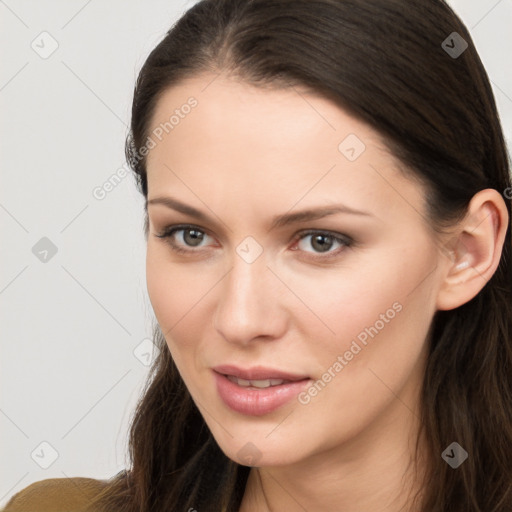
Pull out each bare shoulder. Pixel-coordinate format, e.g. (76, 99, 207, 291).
(1, 476, 109, 512)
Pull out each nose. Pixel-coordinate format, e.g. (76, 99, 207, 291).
(213, 251, 288, 346)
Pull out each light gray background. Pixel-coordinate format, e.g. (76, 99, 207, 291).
(1, 0, 511, 506)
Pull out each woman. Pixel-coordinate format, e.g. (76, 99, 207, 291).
(4, 0, 511, 511)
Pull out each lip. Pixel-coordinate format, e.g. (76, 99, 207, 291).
(212, 366, 311, 416)
(212, 364, 309, 382)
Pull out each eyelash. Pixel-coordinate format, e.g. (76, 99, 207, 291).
(154, 223, 353, 261)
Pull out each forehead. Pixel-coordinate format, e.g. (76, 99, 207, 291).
(145, 73, 427, 225)
(147, 73, 382, 155)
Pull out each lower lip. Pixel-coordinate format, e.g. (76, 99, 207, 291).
(213, 371, 311, 416)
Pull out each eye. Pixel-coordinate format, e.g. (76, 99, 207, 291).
(292, 229, 353, 260)
(154, 224, 214, 254)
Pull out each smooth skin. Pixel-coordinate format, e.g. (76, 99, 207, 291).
(144, 72, 508, 512)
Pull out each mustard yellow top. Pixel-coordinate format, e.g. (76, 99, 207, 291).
(2, 475, 235, 511)
(1, 477, 108, 512)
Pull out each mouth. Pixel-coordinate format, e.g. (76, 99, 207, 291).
(212, 365, 312, 416)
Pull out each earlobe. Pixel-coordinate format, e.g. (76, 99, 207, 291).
(436, 189, 509, 311)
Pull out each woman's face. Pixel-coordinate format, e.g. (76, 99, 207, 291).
(145, 73, 448, 467)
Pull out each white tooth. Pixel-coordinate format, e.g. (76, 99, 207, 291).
(250, 379, 272, 388)
(227, 375, 287, 388)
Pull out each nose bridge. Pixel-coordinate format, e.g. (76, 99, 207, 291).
(214, 243, 284, 343)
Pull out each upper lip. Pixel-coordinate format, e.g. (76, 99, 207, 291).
(213, 364, 310, 382)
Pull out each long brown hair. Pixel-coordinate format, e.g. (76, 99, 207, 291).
(87, 1, 512, 510)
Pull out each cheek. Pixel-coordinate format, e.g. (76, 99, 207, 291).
(297, 244, 437, 417)
(289, 240, 438, 380)
(145, 246, 204, 350)
(146, 247, 176, 327)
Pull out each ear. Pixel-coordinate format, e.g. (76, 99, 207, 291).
(436, 188, 509, 311)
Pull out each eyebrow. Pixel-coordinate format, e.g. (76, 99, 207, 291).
(147, 196, 374, 231)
